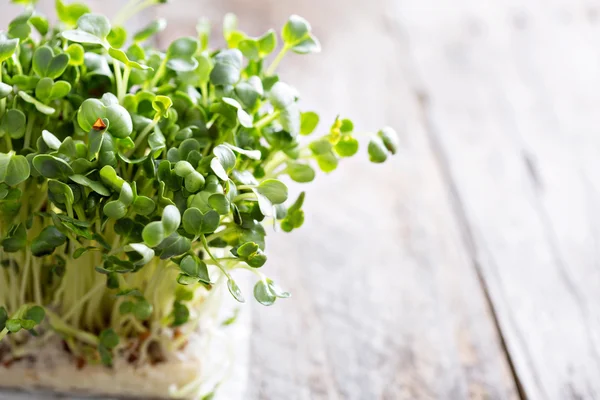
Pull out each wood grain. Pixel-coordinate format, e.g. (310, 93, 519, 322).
(402, 0, 600, 398)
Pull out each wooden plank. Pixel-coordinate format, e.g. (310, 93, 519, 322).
(157, 1, 519, 398)
(402, 0, 600, 398)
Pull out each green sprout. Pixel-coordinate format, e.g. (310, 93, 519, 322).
(0, 0, 398, 374)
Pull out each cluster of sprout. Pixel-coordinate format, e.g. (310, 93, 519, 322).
(0, 0, 398, 369)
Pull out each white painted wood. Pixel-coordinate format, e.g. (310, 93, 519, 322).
(401, 0, 600, 398)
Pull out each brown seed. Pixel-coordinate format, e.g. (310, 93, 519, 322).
(92, 118, 107, 131)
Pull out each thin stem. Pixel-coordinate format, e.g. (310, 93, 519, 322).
(204, 227, 233, 243)
(113, 58, 124, 102)
(201, 82, 209, 107)
(236, 185, 255, 191)
(62, 281, 105, 322)
(132, 116, 159, 151)
(254, 111, 280, 129)
(201, 235, 232, 280)
(265, 46, 289, 76)
(23, 114, 35, 149)
(4, 135, 12, 152)
(121, 66, 131, 100)
(232, 192, 257, 203)
(148, 57, 167, 89)
(0, 63, 5, 118)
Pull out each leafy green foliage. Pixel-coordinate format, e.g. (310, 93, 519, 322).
(0, 2, 398, 368)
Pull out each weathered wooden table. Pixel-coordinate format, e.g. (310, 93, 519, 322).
(2, 0, 599, 398)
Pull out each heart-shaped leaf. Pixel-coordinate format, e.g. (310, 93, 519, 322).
(182, 207, 219, 236)
(78, 93, 133, 138)
(32, 46, 69, 79)
(35, 78, 71, 103)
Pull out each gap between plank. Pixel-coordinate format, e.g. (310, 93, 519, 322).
(414, 90, 527, 400)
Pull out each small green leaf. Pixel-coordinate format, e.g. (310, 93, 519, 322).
(227, 279, 245, 303)
(282, 15, 321, 54)
(126, 243, 154, 266)
(210, 49, 243, 86)
(368, 136, 388, 163)
(334, 135, 359, 157)
(25, 306, 45, 324)
(255, 179, 288, 204)
(0, 307, 7, 331)
(0, 82, 12, 100)
(2, 223, 27, 252)
(300, 111, 319, 135)
(32, 154, 73, 179)
(69, 174, 110, 196)
(18, 92, 55, 115)
(78, 95, 133, 138)
(65, 43, 85, 65)
(378, 126, 399, 155)
(182, 208, 219, 236)
(109, 47, 152, 70)
(31, 226, 67, 257)
(133, 19, 167, 42)
(0, 109, 26, 139)
(133, 299, 153, 320)
(211, 145, 236, 180)
(32, 46, 69, 79)
(6, 319, 22, 333)
(107, 26, 127, 48)
(254, 280, 276, 306)
(282, 15, 310, 46)
(99, 328, 119, 349)
(166, 37, 199, 72)
(0, 152, 30, 186)
(142, 205, 180, 247)
(152, 95, 173, 118)
(62, 14, 111, 47)
(0, 37, 19, 63)
(41, 130, 62, 150)
(257, 29, 277, 57)
(56, 0, 90, 26)
(221, 97, 253, 128)
(287, 162, 315, 183)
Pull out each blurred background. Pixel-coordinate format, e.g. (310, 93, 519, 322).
(3, 0, 600, 399)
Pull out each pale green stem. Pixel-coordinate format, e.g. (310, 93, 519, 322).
(62, 280, 105, 322)
(113, 59, 124, 102)
(4, 135, 12, 152)
(148, 57, 168, 89)
(265, 46, 289, 76)
(201, 235, 232, 280)
(204, 227, 234, 243)
(201, 82, 209, 107)
(232, 192, 257, 203)
(254, 111, 280, 129)
(0, 63, 5, 118)
(121, 66, 131, 100)
(23, 114, 35, 149)
(132, 116, 159, 151)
